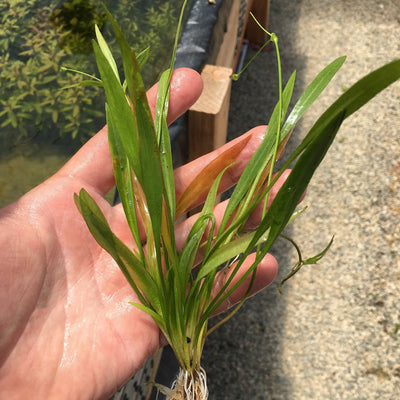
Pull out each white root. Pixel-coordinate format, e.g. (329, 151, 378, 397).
(160, 367, 209, 400)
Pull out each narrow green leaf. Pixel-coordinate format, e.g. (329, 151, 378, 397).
(281, 56, 346, 138)
(153, 0, 192, 222)
(278, 236, 334, 293)
(219, 57, 345, 238)
(326, 58, 400, 121)
(253, 111, 345, 254)
(203, 111, 345, 320)
(179, 215, 213, 288)
(204, 59, 400, 291)
(182, 166, 231, 325)
(219, 71, 296, 233)
(137, 47, 150, 70)
(76, 80, 103, 87)
(129, 301, 165, 328)
(179, 162, 231, 286)
(95, 25, 119, 81)
(156, 70, 175, 223)
(198, 231, 258, 280)
(303, 236, 334, 265)
(92, 40, 142, 179)
(102, 7, 136, 103)
(74, 189, 160, 310)
(97, 11, 166, 249)
(155, 69, 171, 142)
(134, 97, 164, 253)
(279, 59, 400, 174)
(106, 104, 144, 257)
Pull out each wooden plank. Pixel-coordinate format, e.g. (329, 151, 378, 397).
(187, 0, 243, 162)
(245, 0, 271, 46)
(188, 65, 233, 161)
(214, 0, 241, 68)
(206, 0, 242, 68)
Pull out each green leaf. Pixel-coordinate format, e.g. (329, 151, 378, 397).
(180, 163, 232, 282)
(281, 56, 346, 138)
(99, 6, 165, 304)
(95, 24, 119, 81)
(198, 231, 259, 280)
(252, 111, 345, 255)
(129, 301, 165, 328)
(218, 57, 346, 239)
(179, 214, 214, 287)
(137, 47, 150, 70)
(101, 8, 135, 103)
(218, 71, 296, 234)
(104, 10, 164, 253)
(92, 39, 142, 179)
(94, 25, 163, 255)
(204, 111, 345, 319)
(134, 96, 164, 253)
(279, 59, 400, 173)
(183, 166, 231, 322)
(278, 236, 334, 293)
(74, 189, 160, 311)
(156, 69, 175, 223)
(106, 104, 144, 258)
(326, 58, 400, 120)
(303, 236, 334, 265)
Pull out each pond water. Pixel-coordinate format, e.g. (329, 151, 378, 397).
(0, 0, 193, 208)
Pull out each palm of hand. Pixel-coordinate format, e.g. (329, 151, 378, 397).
(0, 163, 160, 399)
(0, 70, 204, 399)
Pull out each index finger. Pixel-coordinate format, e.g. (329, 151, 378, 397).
(174, 125, 267, 204)
(59, 68, 203, 196)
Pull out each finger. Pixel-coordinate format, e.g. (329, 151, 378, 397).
(173, 169, 292, 254)
(58, 68, 203, 196)
(244, 169, 292, 229)
(211, 252, 278, 315)
(147, 68, 203, 125)
(112, 165, 289, 264)
(112, 166, 297, 260)
(174, 126, 267, 200)
(110, 127, 269, 244)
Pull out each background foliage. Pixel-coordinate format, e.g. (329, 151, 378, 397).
(0, 0, 189, 147)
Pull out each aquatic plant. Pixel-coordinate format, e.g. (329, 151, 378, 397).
(0, 0, 190, 146)
(50, 0, 108, 55)
(0, 0, 102, 143)
(73, 4, 400, 400)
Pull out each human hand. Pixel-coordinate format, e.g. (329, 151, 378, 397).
(0, 68, 285, 400)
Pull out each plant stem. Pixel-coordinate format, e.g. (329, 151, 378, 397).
(263, 32, 283, 216)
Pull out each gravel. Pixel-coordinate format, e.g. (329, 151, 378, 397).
(202, 0, 400, 399)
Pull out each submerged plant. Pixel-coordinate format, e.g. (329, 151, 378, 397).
(73, 4, 400, 399)
(50, 0, 108, 55)
(0, 0, 187, 145)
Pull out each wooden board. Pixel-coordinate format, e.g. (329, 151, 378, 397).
(246, 0, 271, 46)
(188, 0, 271, 162)
(188, 65, 233, 160)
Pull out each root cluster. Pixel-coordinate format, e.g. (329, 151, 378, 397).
(161, 367, 208, 400)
